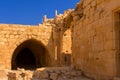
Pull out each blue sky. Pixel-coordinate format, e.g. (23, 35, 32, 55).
(0, 0, 80, 25)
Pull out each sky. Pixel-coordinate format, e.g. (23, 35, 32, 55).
(0, 0, 80, 25)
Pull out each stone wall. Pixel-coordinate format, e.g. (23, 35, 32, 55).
(71, 0, 120, 79)
(0, 0, 120, 79)
(52, 11, 73, 66)
(0, 24, 55, 69)
(0, 16, 73, 70)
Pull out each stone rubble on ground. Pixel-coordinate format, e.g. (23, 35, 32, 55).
(7, 67, 93, 80)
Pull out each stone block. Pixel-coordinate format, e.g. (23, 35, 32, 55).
(113, 77, 120, 80)
(8, 72, 16, 80)
(33, 71, 49, 79)
(50, 73, 58, 80)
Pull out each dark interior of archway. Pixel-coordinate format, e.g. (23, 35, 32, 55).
(15, 48, 36, 70)
(12, 39, 51, 70)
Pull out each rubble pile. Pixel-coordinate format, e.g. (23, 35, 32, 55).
(7, 67, 93, 80)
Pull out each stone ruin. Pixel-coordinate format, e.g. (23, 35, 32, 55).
(7, 67, 93, 80)
(0, 0, 120, 80)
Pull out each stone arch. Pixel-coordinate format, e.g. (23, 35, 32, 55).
(11, 39, 51, 70)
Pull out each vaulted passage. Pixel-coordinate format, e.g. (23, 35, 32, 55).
(12, 39, 51, 70)
(16, 48, 36, 70)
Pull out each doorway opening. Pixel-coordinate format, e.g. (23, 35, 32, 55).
(11, 39, 51, 70)
(16, 48, 36, 70)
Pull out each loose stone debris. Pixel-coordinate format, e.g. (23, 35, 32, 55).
(6, 67, 93, 80)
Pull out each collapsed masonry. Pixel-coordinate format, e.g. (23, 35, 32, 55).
(0, 0, 120, 80)
(6, 67, 93, 80)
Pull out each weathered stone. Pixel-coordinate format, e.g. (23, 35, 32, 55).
(0, 70, 8, 80)
(70, 71, 77, 77)
(0, 0, 119, 80)
(50, 73, 58, 80)
(39, 71, 49, 79)
(113, 77, 120, 80)
(8, 72, 16, 80)
(33, 71, 49, 79)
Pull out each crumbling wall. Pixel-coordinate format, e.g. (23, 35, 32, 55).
(71, 0, 120, 79)
(0, 24, 55, 69)
(52, 10, 73, 66)
(0, 13, 73, 69)
(0, 0, 120, 79)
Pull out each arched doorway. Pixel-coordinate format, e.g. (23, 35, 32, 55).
(11, 39, 51, 70)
